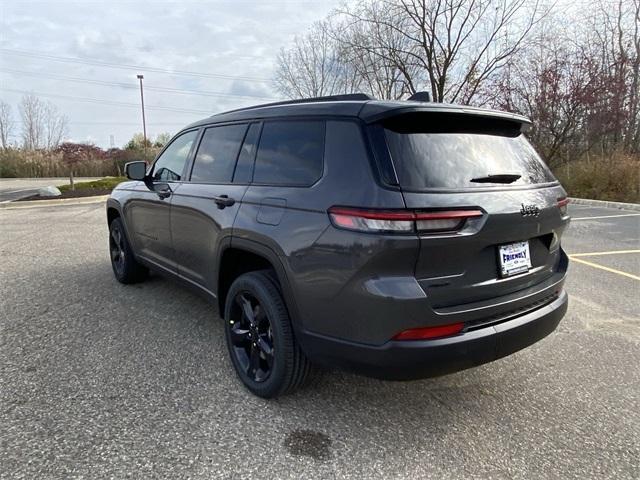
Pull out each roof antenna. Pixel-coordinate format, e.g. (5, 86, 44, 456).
(407, 91, 431, 102)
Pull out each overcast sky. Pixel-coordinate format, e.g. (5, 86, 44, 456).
(0, 0, 342, 147)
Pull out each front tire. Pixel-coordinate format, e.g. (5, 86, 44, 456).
(224, 271, 311, 398)
(109, 217, 148, 284)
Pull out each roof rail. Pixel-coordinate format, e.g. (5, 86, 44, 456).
(216, 93, 375, 116)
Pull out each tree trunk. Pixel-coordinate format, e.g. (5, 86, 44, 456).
(69, 169, 75, 191)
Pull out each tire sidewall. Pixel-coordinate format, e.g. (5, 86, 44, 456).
(109, 217, 144, 283)
(224, 272, 292, 398)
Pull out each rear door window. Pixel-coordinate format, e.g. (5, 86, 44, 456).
(190, 124, 247, 183)
(381, 113, 556, 190)
(253, 120, 325, 186)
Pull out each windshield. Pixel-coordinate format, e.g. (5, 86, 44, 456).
(382, 114, 556, 190)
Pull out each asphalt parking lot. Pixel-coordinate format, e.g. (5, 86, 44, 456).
(1, 201, 638, 479)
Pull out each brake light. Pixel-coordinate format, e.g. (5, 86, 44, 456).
(393, 322, 464, 341)
(557, 197, 570, 216)
(328, 207, 482, 233)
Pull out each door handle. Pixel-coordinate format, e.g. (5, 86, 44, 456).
(213, 195, 235, 209)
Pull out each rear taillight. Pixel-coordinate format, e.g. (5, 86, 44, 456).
(328, 207, 483, 234)
(557, 197, 570, 216)
(393, 322, 465, 341)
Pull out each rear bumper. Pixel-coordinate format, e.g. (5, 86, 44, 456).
(300, 290, 568, 380)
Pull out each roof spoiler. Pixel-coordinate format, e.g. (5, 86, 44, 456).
(407, 91, 431, 102)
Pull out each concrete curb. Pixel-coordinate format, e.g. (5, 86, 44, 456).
(0, 195, 109, 209)
(569, 197, 640, 212)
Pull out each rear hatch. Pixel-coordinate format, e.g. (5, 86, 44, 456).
(376, 111, 569, 310)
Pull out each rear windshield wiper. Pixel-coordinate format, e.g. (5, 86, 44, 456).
(470, 174, 522, 184)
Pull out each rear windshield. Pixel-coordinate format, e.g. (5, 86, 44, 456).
(382, 113, 556, 190)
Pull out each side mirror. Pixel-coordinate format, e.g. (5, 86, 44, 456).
(124, 161, 147, 181)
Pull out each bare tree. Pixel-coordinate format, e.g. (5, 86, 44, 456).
(19, 94, 68, 150)
(20, 94, 45, 150)
(486, 0, 640, 165)
(331, 2, 421, 99)
(590, 0, 640, 153)
(0, 100, 13, 149)
(44, 102, 68, 149)
(274, 20, 363, 98)
(334, 0, 547, 103)
(490, 40, 601, 167)
(630, 0, 640, 151)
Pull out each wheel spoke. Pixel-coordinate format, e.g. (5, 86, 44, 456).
(248, 344, 261, 376)
(256, 336, 273, 357)
(237, 294, 255, 325)
(111, 228, 121, 247)
(229, 324, 250, 346)
(110, 248, 119, 261)
(263, 351, 274, 369)
(253, 304, 266, 327)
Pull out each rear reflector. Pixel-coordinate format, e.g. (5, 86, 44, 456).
(557, 197, 570, 216)
(393, 322, 465, 341)
(328, 207, 482, 234)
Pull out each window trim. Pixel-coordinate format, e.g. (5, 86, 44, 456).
(148, 128, 201, 183)
(186, 122, 249, 185)
(250, 118, 327, 188)
(232, 122, 262, 184)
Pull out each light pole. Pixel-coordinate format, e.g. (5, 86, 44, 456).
(136, 74, 147, 159)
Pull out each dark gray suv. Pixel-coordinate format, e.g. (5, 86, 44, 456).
(106, 93, 570, 398)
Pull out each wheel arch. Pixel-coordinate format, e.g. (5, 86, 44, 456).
(217, 239, 301, 329)
(106, 199, 137, 257)
(106, 198, 122, 226)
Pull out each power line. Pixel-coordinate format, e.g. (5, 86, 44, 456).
(0, 88, 214, 115)
(0, 48, 273, 83)
(0, 68, 278, 101)
(14, 120, 187, 126)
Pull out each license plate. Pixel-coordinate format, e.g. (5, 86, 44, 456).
(498, 241, 532, 277)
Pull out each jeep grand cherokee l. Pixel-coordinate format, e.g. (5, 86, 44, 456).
(106, 93, 570, 398)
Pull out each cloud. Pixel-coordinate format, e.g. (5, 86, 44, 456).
(228, 79, 274, 99)
(0, 0, 342, 147)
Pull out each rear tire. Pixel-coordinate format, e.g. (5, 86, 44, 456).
(224, 270, 312, 398)
(109, 217, 148, 284)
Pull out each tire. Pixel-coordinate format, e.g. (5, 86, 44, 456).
(224, 270, 312, 398)
(109, 217, 148, 284)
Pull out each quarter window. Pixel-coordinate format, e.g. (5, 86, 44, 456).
(151, 130, 198, 182)
(253, 120, 325, 186)
(191, 124, 247, 183)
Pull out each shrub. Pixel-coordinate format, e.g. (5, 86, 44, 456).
(0, 146, 157, 179)
(554, 152, 640, 203)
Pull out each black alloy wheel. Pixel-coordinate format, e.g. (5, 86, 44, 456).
(228, 291, 275, 382)
(109, 224, 126, 277)
(108, 217, 148, 284)
(224, 271, 312, 398)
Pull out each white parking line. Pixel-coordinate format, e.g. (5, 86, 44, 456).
(569, 256, 640, 281)
(572, 213, 640, 221)
(570, 249, 640, 257)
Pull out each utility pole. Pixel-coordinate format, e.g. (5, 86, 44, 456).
(137, 74, 147, 159)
